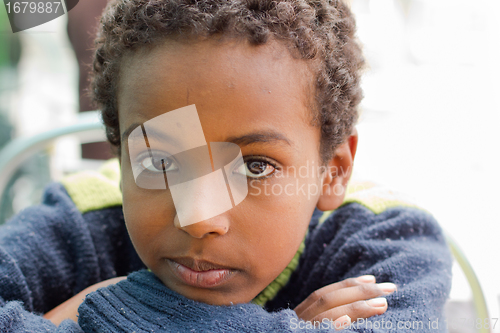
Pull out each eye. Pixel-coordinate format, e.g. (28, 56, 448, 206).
(140, 154, 178, 173)
(235, 156, 277, 179)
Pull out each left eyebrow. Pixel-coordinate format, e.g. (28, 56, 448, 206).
(225, 130, 293, 147)
(121, 123, 141, 143)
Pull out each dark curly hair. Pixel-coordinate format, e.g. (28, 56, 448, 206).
(91, 0, 364, 162)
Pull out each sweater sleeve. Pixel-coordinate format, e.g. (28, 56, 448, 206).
(0, 182, 143, 328)
(266, 202, 453, 332)
(0, 301, 84, 332)
(77, 183, 452, 333)
(77, 270, 332, 333)
(78, 202, 453, 333)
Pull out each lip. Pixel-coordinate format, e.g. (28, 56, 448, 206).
(166, 258, 236, 288)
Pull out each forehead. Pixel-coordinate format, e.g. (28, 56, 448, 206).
(117, 38, 317, 145)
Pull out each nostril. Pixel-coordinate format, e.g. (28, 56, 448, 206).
(176, 217, 230, 238)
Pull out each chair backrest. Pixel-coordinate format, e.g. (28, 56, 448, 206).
(445, 233, 491, 333)
(0, 111, 105, 222)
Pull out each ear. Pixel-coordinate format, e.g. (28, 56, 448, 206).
(316, 127, 358, 211)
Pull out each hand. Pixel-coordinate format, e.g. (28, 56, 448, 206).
(293, 275, 397, 329)
(43, 276, 127, 326)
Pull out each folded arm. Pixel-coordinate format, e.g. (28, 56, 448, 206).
(78, 203, 452, 332)
(0, 183, 143, 330)
(266, 203, 453, 331)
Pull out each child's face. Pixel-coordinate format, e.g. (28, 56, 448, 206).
(118, 38, 329, 305)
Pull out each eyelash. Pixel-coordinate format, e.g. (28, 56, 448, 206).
(135, 152, 280, 180)
(136, 151, 178, 174)
(241, 155, 279, 181)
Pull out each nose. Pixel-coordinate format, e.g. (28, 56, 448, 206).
(174, 214, 230, 239)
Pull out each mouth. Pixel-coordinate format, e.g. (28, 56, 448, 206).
(166, 257, 237, 288)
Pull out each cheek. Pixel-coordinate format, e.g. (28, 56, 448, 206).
(239, 180, 314, 279)
(247, 215, 308, 292)
(248, 172, 321, 220)
(122, 177, 177, 262)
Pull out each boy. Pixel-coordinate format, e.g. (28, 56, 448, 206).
(0, 0, 451, 331)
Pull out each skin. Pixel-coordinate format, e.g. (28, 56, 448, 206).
(119, 38, 329, 305)
(44, 37, 397, 326)
(43, 277, 126, 325)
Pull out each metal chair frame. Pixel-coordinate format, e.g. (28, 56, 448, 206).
(0, 111, 105, 204)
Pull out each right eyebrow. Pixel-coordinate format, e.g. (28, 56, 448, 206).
(122, 123, 178, 145)
(123, 125, 294, 151)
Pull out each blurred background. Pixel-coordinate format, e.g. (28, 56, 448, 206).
(349, 0, 500, 328)
(0, 0, 499, 330)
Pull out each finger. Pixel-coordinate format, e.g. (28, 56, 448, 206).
(332, 315, 352, 331)
(294, 275, 376, 315)
(298, 282, 396, 321)
(311, 297, 388, 324)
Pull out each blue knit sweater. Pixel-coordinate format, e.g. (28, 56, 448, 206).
(0, 177, 452, 332)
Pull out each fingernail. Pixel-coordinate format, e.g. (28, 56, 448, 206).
(366, 297, 387, 307)
(356, 275, 375, 283)
(333, 315, 351, 330)
(377, 282, 397, 294)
